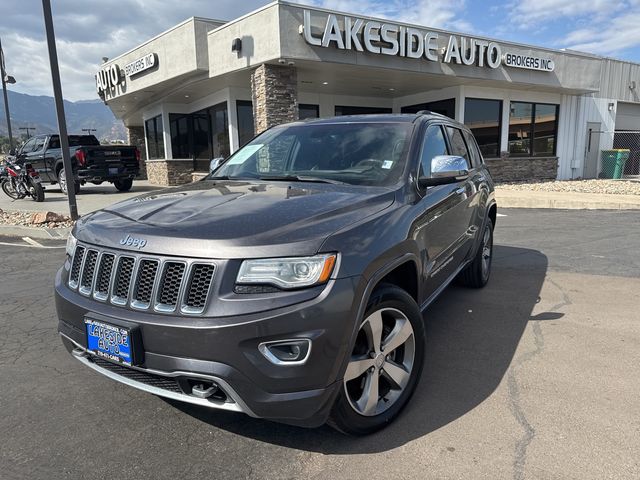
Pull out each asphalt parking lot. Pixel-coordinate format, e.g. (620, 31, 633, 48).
(0, 180, 162, 215)
(0, 208, 639, 480)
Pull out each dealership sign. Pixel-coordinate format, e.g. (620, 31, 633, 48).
(125, 53, 157, 77)
(95, 64, 123, 96)
(302, 10, 554, 72)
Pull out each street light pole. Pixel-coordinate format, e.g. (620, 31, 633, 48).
(1, 36, 15, 153)
(41, 0, 78, 220)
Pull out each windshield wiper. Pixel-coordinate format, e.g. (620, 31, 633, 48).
(259, 175, 348, 185)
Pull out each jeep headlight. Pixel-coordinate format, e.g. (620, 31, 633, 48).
(66, 232, 77, 257)
(236, 254, 337, 289)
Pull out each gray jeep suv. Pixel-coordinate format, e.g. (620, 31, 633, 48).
(55, 113, 496, 435)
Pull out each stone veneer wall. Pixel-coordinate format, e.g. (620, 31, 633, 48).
(126, 126, 147, 180)
(146, 159, 193, 186)
(485, 157, 559, 183)
(251, 64, 298, 135)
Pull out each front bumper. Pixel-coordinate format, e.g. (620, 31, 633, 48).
(55, 267, 362, 427)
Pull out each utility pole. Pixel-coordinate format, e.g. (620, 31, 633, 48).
(42, 0, 78, 220)
(1, 36, 17, 153)
(19, 126, 35, 138)
(81, 128, 96, 135)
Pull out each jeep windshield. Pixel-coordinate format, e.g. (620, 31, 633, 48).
(210, 122, 413, 187)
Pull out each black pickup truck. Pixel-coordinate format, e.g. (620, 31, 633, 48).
(14, 134, 140, 194)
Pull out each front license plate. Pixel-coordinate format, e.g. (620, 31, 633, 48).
(85, 319, 133, 366)
(109, 167, 119, 175)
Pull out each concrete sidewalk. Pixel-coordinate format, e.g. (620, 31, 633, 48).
(495, 187, 640, 210)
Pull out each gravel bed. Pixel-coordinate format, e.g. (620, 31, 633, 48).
(0, 209, 75, 229)
(497, 179, 640, 196)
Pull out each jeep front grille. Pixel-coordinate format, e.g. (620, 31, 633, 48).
(68, 244, 215, 315)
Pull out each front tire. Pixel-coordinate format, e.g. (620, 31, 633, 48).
(114, 178, 133, 192)
(1, 180, 20, 199)
(328, 284, 425, 435)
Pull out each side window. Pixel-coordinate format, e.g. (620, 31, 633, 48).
(419, 125, 448, 177)
(21, 137, 37, 154)
(446, 126, 471, 169)
(463, 130, 482, 168)
(33, 137, 46, 152)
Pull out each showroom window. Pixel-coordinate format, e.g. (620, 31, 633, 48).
(169, 114, 191, 159)
(237, 101, 255, 147)
(145, 115, 164, 159)
(464, 98, 502, 157)
(509, 102, 559, 156)
(299, 104, 320, 120)
(167, 103, 230, 169)
(401, 98, 456, 119)
(335, 105, 392, 116)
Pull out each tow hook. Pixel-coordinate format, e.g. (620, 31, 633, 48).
(191, 382, 218, 399)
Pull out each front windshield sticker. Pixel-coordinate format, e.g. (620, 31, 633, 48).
(382, 160, 393, 169)
(227, 144, 263, 165)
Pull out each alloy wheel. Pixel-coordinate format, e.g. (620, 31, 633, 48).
(481, 225, 492, 279)
(344, 307, 415, 417)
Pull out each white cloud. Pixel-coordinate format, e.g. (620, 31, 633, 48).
(0, 0, 268, 101)
(306, 0, 470, 30)
(507, 0, 627, 27)
(562, 13, 640, 56)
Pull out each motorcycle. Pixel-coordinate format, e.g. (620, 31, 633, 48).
(1, 160, 45, 202)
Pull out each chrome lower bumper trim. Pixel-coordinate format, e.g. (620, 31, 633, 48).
(60, 332, 257, 417)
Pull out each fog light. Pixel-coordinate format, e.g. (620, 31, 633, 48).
(258, 339, 311, 365)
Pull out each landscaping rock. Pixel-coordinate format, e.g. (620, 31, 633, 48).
(30, 211, 69, 224)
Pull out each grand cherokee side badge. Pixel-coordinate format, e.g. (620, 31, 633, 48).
(119, 234, 147, 249)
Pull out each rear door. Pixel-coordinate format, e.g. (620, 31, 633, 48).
(25, 136, 48, 178)
(443, 125, 479, 259)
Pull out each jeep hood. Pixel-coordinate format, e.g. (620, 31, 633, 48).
(74, 180, 395, 258)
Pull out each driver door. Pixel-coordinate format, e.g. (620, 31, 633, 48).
(411, 124, 474, 303)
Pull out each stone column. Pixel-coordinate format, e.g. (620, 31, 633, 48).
(126, 125, 148, 180)
(250, 64, 298, 135)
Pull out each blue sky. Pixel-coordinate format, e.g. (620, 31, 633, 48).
(1, 0, 639, 100)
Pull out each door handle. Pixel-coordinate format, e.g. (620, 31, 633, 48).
(455, 187, 466, 195)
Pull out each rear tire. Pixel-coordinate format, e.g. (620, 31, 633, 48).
(58, 168, 80, 195)
(459, 217, 493, 288)
(328, 284, 425, 435)
(114, 178, 133, 192)
(30, 182, 45, 202)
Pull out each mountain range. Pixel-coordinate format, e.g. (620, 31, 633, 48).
(0, 89, 126, 141)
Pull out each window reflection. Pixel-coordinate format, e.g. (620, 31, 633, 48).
(509, 102, 558, 157)
(464, 98, 502, 158)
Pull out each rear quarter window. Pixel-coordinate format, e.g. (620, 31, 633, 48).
(463, 130, 483, 168)
(445, 126, 472, 169)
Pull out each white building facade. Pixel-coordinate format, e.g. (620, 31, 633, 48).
(96, 1, 640, 185)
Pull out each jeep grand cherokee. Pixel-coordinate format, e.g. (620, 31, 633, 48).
(55, 113, 496, 435)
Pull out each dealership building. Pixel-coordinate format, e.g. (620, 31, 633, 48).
(96, 1, 640, 185)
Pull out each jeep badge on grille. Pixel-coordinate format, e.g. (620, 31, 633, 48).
(119, 235, 147, 249)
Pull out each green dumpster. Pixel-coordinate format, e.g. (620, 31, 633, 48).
(601, 149, 630, 179)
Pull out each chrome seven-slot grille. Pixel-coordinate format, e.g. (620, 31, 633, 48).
(68, 243, 215, 315)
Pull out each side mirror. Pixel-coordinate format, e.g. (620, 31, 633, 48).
(209, 157, 224, 174)
(419, 155, 469, 188)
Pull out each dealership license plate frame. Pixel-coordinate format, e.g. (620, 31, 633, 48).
(84, 318, 143, 366)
